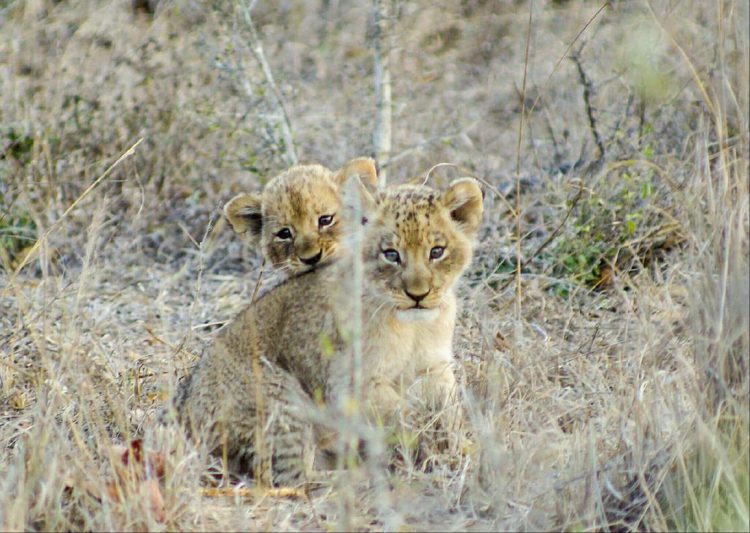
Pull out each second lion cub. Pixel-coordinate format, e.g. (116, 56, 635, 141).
(224, 158, 378, 274)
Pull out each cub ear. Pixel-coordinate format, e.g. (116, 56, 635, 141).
(442, 178, 484, 236)
(340, 170, 378, 228)
(333, 157, 379, 189)
(224, 193, 263, 240)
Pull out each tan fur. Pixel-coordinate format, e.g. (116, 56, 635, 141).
(357, 179, 483, 440)
(224, 158, 378, 274)
(175, 178, 484, 483)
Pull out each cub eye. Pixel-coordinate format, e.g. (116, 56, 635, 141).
(382, 249, 401, 264)
(318, 214, 334, 227)
(430, 246, 445, 260)
(276, 228, 293, 240)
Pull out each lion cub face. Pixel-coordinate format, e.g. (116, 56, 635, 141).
(362, 178, 484, 321)
(225, 158, 377, 273)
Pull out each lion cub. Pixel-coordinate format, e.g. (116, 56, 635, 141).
(175, 177, 483, 484)
(224, 158, 378, 274)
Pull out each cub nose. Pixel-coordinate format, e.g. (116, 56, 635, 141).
(300, 249, 323, 266)
(404, 289, 430, 303)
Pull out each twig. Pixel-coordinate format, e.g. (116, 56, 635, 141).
(637, 99, 647, 150)
(12, 138, 143, 276)
(571, 48, 606, 160)
(584, 323, 600, 358)
(495, 179, 585, 294)
(644, 0, 716, 116)
(525, 2, 609, 119)
(190, 321, 229, 331)
(514, 0, 534, 324)
(420, 162, 458, 186)
(144, 327, 200, 360)
(372, 0, 393, 186)
(248, 259, 269, 486)
(343, 175, 365, 404)
(185, 205, 220, 366)
(605, 92, 634, 153)
(237, 0, 298, 166)
(249, 258, 266, 304)
(407, 160, 520, 218)
(542, 105, 564, 166)
(527, 179, 585, 264)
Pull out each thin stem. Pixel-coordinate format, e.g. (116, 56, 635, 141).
(237, 0, 298, 166)
(514, 0, 534, 325)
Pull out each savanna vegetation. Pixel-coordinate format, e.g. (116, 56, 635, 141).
(1, 0, 748, 530)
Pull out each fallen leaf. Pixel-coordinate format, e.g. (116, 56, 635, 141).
(494, 331, 511, 351)
(104, 440, 168, 523)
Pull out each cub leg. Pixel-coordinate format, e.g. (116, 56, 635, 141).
(175, 349, 316, 487)
(409, 362, 467, 454)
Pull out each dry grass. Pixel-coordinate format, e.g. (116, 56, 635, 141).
(1, 0, 748, 530)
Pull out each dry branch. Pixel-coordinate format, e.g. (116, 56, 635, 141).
(237, 0, 298, 166)
(514, 0, 534, 324)
(525, 1, 609, 119)
(372, 0, 393, 186)
(571, 49, 606, 160)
